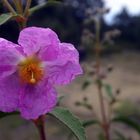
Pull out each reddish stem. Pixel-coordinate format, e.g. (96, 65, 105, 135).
(33, 115, 47, 140)
(95, 20, 110, 140)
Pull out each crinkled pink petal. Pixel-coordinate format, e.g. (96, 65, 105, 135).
(0, 38, 24, 78)
(0, 73, 20, 112)
(0, 27, 83, 120)
(18, 27, 60, 61)
(19, 82, 57, 120)
(46, 43, 83, 85)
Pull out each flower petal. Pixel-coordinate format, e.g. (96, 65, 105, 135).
(18, 27, 60, 61)
(0, 73, 20, 112)
(0, 38, 24, 78)
(46, 43, 83, 85)
(19, 82, 57, 119)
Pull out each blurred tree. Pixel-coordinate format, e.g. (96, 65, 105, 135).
(0, 0, 105, 49)
(65, 0, 104, 18)
(113, 7, 140, 49)
(115, 7, 131, 26)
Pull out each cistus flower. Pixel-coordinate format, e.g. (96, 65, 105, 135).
(0, 27, 82, 120)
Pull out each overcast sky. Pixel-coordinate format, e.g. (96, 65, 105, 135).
(104, 0, 140, 23)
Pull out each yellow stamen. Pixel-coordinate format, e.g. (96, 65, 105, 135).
(30, 78, 36, 84)
(30, 72, 36, 84)
(18, 56, 43, 84)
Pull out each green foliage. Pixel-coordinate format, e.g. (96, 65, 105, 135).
(75, 101, 93, 111)
(0, 1, 61, 26)
(82, 80, 91, 90)
(29, 0, 62, 15)
(98, 133, 106, 140)
(114, 130, 130, 140)
(0, 13, 13, 26)
(82, 120, 99, 128)
(68, 119, 99, 140)
(103, 84, 114, 99)
(0, 112, 18, 118)
(0, 107, 86, 140)
(114, 100, 140, 116)
(49, 107, 86, 140)
(112, 116, 140, 135)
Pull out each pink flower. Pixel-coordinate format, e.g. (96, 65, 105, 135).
(0, 27, 82, 119)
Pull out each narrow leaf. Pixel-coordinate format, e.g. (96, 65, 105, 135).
(29, 1, 61, 15)
(58, 96, 65, 102)
(82, 119, 99, 127)
(82, 80, 91, 90)
(0, 112, 18, 118)
(57, 96, 65, 106)
(49, 107, 86, 140)
(103, 84, 114, 99)
(112, 116, 140, 134)
(114, 130, 129, 140)
(0, 13, 13, 26)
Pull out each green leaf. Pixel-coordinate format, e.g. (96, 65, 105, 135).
(0, 13, 13, 26)
(114, 130, 129, 140)
(114, 100, 140, 116)
(58, 96, 65, 102)
(112, 116, 140, 134)
(57, 96, 65, 105)
(29, 1, 61, 15)
(82, 119, 99, 128)
(103, 84, 114, 99)
(98, 133, 106, 140)
(0, 112, 18, 118)
(82, 80, 91, 90)
(49, 107, 86, 140)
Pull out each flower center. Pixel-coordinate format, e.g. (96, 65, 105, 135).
(18, 56, 43, 84)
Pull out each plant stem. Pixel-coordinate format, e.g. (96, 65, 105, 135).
(33, 115, 47, 140)
(37, 122, 46, 140)
(16, 0, 32, 30)
(2, 0, 16, 15)
(18, 20, 27, 30)
(24, 0, 32, 16)
(12, 0, 26, 30)
(95, 19, 110, 140)
(13, 0, 23, 14)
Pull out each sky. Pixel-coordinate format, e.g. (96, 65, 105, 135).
(104, 0, 140, 23)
